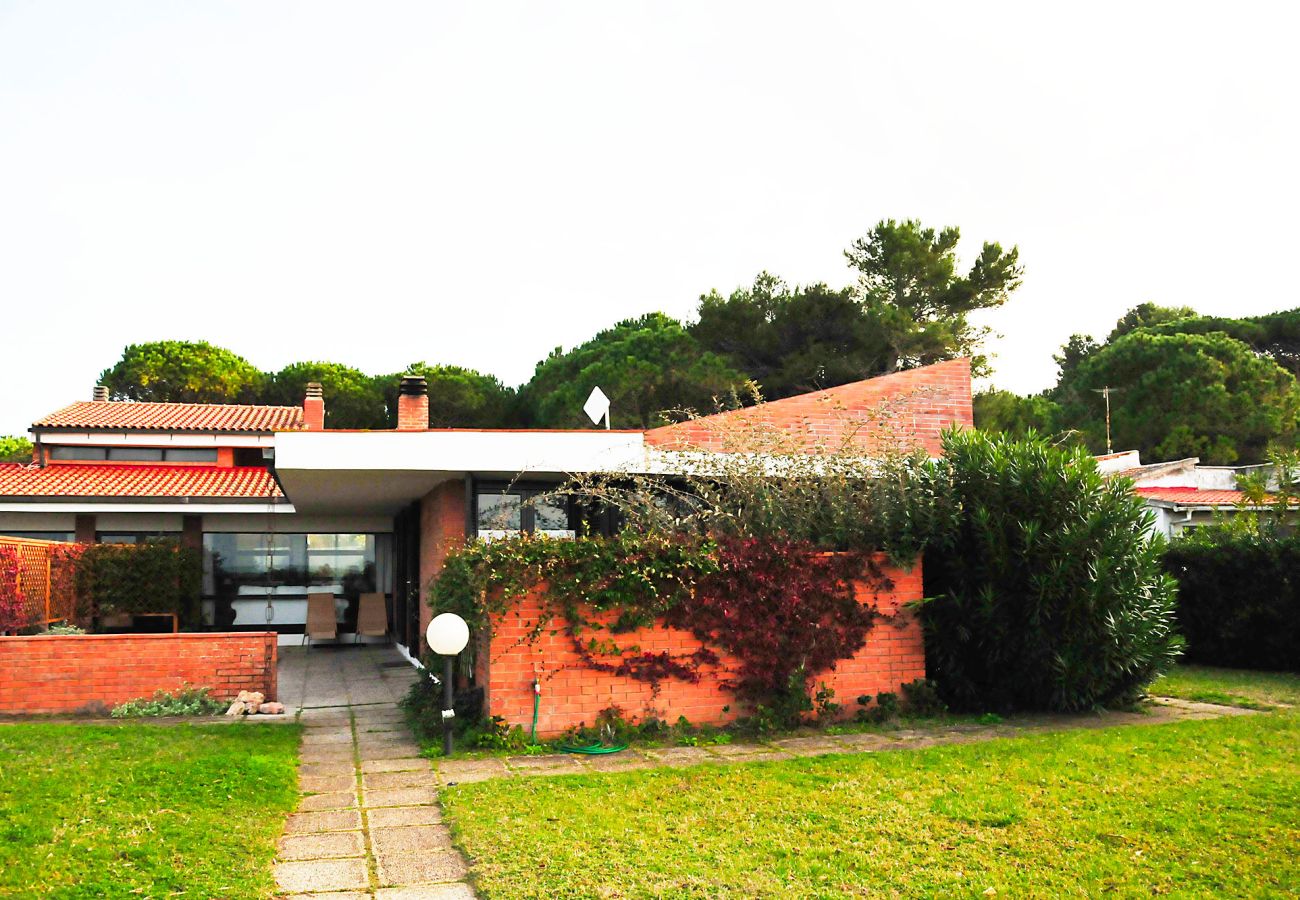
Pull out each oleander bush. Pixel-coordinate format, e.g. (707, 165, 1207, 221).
(921, 429, 1183, 711)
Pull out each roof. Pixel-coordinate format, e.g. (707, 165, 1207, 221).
(0, 464, 284, 501)
(643, 358, 973, 456)
(1135, 487, 1255, 507)
(33, 401, 304, 433)
(1114, 458, 1199, 482)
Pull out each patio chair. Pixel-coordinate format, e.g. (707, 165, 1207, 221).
(355, 592, 388, 643)
(304, 592, 338, 646)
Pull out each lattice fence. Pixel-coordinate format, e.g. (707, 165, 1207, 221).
(0, 536, 78, 632)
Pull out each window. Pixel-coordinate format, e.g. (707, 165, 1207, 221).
(164, 448, 218, 462)
(202, 533, 391, 632)
(0, 531, 73, 542)
(48, 446, 107, 461)
(107, 447, 163, 462)
(96, 532, 181, 545)
(474, 483, 574, 539)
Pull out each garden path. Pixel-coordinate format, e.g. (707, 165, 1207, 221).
(274, 645, 475, 900)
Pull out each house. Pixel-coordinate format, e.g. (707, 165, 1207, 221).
(1096, 449, 1290, 537)
(0, 360, 973, 660)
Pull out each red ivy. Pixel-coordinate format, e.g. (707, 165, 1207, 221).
(0, 545, 27, 634)
(670, 537, 886, 704)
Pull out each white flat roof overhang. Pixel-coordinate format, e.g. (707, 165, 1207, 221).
(271, 429, 651, 514)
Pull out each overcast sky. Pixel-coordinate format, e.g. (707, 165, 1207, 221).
(2, 2, 1297, 435)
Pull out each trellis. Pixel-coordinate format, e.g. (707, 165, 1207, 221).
(0, 536, 77, 630)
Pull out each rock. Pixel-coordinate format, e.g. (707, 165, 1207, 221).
(258, 702, 285, 715)
(225, 701, 247, 716)
(235, 690, 265, 708)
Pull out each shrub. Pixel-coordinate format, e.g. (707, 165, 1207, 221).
(110, 686, 226, 717)
(73, 540, 201, 627)
(921, 429, 1182, 711)
(0, 545, 27, 634)
(1163, 530, 1300, 671)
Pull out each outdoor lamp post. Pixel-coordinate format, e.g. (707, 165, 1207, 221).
(425, 612, 470, 757)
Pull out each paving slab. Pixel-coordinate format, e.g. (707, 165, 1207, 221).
(368, 805, 443, 827)
(278, 830, 366, 861)
(371, 824, 453, 855)
(285, 809, 363, 834)
(364, 770, 440, 790)
(274, 857, 369, 893)
(364, 786, 439, 808)
(361, 743, 429, 760)
(286, 892, 371, 900)
(300, 746, 357, 763)
(376, 885, 477, 900)
(300, 760, 357, 778)
(376, 849, 468, 887)
(362, 757, 431, 774)
(300, 774, 359, 794)
(296, 791, 358, 812)
(302, 730, 355, 746)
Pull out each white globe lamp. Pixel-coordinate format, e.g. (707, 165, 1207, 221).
(426, 612, 470, 756)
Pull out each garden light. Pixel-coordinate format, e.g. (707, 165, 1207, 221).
(426, 612, 470, 756)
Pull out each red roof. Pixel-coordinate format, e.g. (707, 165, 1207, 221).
(1135, 487, 1253, 506)
(0, 464, 284, 500)
(33, 401, 303, 433)
(644, 358, 973, 456)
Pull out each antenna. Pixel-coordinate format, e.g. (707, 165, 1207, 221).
(1091, 386, 1123, 453)
(583, 386, 611, 430)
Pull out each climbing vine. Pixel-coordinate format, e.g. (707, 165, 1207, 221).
(430, 529, 890, 716)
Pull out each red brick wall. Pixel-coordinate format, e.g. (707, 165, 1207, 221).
(0, 632, 277, 715)
(419, 479, 466, 651)
(485, 556, 925, 736)
(644, 358, 972, 456)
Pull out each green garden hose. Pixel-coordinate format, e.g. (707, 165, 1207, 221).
(531, 685, 540, 744)
(559, 740, 629, 755)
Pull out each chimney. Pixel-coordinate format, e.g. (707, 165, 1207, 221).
(397, 374, 428, 431)
(92, 385, 109, 402)
(303, 382, 325, 431)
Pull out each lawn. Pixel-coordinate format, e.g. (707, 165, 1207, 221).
(0, 722, 300, 899)
(445, 709, 1299, 898)
(1152, 664, 1300, 710)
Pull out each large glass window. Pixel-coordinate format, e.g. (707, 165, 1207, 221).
(202, 533, 391, 633)
(474, 484, 574, 539)
(48, 446, 107, 461)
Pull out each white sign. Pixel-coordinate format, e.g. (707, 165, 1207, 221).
(583, 386, 611, 429)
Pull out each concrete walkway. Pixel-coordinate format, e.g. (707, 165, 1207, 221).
(274, 646, 476, 900)
(429, 696, 1257, 785)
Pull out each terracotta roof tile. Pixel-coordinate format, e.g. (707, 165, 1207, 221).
(33, 401, 303, 433)
(0, 464, 284, 500)
(1134, 487, 1254, 506)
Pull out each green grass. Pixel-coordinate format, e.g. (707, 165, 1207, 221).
(1152, 664, 1300, 710)
(445, 712, 1299, 898)
(0, 722, 300, 899)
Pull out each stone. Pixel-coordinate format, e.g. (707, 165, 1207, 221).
(278, 830, 365, 860)
(224, 701, 247, 717)
(376, 850, 468, 887)
(236, 690, 265, 708)
(367, 806, 443, 827)
(375, 886, 476, 900)
(284, 809, 363, 834)
(274, 857, 368, 893)
(370, 824, 452, 854)
(259, 701, 286, 715)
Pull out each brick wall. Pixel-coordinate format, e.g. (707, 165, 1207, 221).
(0, 632, 277, 715)
(419, 479, 466, 651)
(484, 556, 925, 736)
(644, 358, 973, 456)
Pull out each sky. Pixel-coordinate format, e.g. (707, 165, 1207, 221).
(2, 1, 1298, 435)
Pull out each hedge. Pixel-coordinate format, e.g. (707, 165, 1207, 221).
(1163, 533, 1300, 671)
(74, 541, 202, 628)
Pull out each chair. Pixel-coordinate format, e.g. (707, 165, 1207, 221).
(304, 593, 338, 646)
(355, 592, 388, 643)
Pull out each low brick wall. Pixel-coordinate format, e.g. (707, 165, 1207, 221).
(482, 556, 925, 736)
(0, 632, 277, 715)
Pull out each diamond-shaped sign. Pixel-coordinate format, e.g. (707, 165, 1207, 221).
(583, 386, 610, 428)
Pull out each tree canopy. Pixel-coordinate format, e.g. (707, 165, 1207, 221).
(382, 363, 517, 429)
(521, 313, 747, 428)
(263, 361, 387, 429)
(1056, 330, 1299, 464)
(99, 341, 265, 404)
(0, 436, 32, 464)
(845, 219, 1023, 377)
(971, 389, 1061, 440)
(691, 274, 884, 401)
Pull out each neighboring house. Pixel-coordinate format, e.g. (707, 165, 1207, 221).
(1096, 450, 1291, 537)
(0, 359, 973, 658)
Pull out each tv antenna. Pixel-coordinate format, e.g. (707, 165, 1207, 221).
(1091, 386, 1123, 453)
(583, 386, 611, 430)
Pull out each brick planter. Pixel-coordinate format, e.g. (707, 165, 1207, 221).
(479, 555, 926, 736)
(0, 632, 277, 715)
